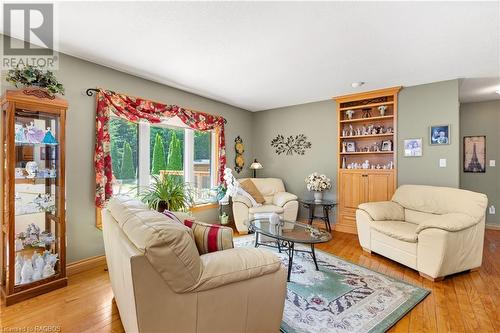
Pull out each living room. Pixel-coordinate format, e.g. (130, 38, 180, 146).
(0, 1, 499, 333)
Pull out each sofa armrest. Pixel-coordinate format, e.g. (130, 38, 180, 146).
(187, 248, 282, 292)
(273, 192, 298, 207)
(232, 195, 252, 208)
(416, 213, 479, 233)
(357, 201, 405, 221)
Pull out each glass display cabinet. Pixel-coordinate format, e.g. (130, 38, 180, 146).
(1, 89, 68, 305)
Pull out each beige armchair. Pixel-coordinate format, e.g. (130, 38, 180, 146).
(356, 185, 488, 281)
(232, 178, 298, 234)
(102, 197, 287, 333)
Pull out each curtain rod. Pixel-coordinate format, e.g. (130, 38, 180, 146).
(85, 88, 227, 124)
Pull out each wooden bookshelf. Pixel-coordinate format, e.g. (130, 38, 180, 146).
(333, 86, 401, 234)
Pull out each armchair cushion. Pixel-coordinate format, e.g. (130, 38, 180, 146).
(370, 220, 418, 243)
(232, 194, 253, 208)
(248, 205, 284, 215)
(240, 179, 265, 204)
(273, 192, 298, 207)
(358, 201, 405, 221)
(188, 247, 282, 292)
(184, 219, 234, 254)
(416, 213, 478, 233)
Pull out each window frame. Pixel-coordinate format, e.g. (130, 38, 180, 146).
(135, 119, 218, 204)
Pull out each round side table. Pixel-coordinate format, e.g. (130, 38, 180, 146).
(299, 199, 337, 232)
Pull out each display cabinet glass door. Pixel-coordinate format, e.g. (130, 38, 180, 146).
(13, 109, 61, 289)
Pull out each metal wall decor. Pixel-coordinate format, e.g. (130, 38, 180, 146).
(271, 134, 312, 156)
(234, 136, 245, 173)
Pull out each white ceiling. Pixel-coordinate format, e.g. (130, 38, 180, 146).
(459, 77, 500, 103)
(4, 1, 500, 111)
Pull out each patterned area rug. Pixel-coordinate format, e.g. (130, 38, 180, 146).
(234, 236, 429, 333)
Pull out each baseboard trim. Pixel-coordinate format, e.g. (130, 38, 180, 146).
(485, 224, 500, 230)
(67, 255, 107, 277)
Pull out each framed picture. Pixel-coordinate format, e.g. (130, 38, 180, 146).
(345, 141, 356, 152)
(430, 125, 450, 145)
(381, 140, 393, 152)
(463, 136, 486, 173)
(404, 138, 423, 157)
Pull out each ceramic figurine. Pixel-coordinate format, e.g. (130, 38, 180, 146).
(42, 127, 58, 144)
(21, 259, 34, 284)
(32, 250, 41, 263)
(15, 261, 22, 285)
(15, 238, 24, 252)
(348, 124, 354, 136)
(32, 269, 42, 281)
(378, 105, 387, 116)
(25, 161, 38, 178)
(42, 263, 55, 278)
(362, 160, 370, 169)
(46, 253, 59, 268)
(26, 122, 45, 143)
(35, 256, 45, 273)
(16, 253, 23, 266)
(15, 123, 26, 143)
(345, 109, 355, 120)
(342, 157, 347, 169)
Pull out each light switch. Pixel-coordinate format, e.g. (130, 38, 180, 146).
(490, 160, 496, 167)
(439, 159, 447, 168)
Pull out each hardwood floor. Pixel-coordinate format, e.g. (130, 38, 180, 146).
(1, 229, 499, 333)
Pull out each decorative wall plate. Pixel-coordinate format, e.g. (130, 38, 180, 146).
(234, 136, 245, 173)
(271, 134, 312, 156)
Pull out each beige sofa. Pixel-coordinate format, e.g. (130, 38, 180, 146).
(102, 197, 287, 333)
(233, 178, 298, 234)
(356, 185, 488, 281)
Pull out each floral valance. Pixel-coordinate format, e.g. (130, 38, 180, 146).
(94, 89, 226, 208)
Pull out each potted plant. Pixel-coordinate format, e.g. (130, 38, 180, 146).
(6, 65, 65, 96)
(138, 175, 193, 212)
(305, 172, 332, 203)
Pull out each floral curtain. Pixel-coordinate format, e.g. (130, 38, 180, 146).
(94, 89, 226, 208)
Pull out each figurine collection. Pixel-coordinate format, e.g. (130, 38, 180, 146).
(15, 250, 58, 285)
(15, 122, 58, 145)
(342, 123, 394, 138)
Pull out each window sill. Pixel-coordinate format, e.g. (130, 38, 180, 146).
(190, 202, 219, 212)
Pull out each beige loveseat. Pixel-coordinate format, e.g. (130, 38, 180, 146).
(233, 178, 298, 234)
(102, 197, 287, 333)
(356, 185, 488, 281)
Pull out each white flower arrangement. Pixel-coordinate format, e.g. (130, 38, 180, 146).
(305, 172, 332, 192)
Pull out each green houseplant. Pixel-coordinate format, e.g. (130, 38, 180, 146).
(138, 175, 193, 212)
(6, 65, 65, 95)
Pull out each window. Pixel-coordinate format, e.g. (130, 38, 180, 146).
(109, 117, 138, 195)
(110, 117, 217, 205)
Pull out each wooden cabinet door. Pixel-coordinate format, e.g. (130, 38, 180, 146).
(340, 172, 366, 209)
(367, 173, 394, 202)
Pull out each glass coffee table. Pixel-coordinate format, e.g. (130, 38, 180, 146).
(248, 218, 332, 281)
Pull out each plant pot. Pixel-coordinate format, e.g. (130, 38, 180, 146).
(313, 191, 323, 203)
(157, 201, 169, 213)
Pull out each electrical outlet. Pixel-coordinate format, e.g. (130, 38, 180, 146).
(439, 159, 447, 168)
(489, 205, 496, 215)
(490, 160, 496, 167)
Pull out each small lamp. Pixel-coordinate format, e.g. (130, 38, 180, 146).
(250, 159, 263, 178)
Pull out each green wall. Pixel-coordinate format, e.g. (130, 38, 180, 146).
(397, 80, 460, 187)
(1, 35, 255, 263)
(253, 80, 460, 218)
(460, 100, 500, 226)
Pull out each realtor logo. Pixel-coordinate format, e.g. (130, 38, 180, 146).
(2, 3, 57, 69)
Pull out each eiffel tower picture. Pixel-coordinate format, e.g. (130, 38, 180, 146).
(464, 136, 486, 173)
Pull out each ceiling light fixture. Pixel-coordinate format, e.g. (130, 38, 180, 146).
(495, 89, 500, 95)
(351, 82, 365, 88)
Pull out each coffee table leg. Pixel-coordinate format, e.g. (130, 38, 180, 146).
(254, 232, 259, 248)
(324, 206, 331, 232)
(277, 240, 281, 253)
(308, 204, 314, 225)
(311, 244, 319, 270)
(287, 242, 295, 282)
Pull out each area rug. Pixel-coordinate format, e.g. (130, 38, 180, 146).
(234, 236, 429, 333)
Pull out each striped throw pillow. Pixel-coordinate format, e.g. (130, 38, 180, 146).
(184, 219, 234, 254)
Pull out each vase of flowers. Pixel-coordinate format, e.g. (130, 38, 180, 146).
(305, 172, 332, 203)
